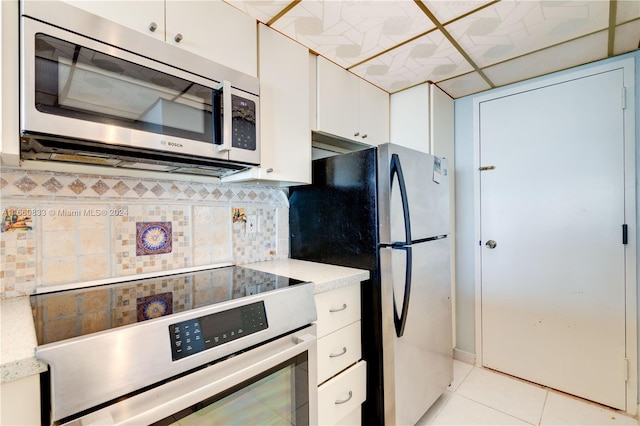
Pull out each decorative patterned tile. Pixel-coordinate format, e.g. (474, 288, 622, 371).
(132, 182, 149, 197)
(14, 176, 38, 193)
(1, 167, 288, 296)
(150, 184, 166, 198)
(198, 187, 210, 199)
(183, 186, 196, 199)
(68, 179, 87, 195)
(91, 180, 110, 196)
(136, 222, 173, 256)
(112, 181, 130, 196)
(42, 177, 64, 193)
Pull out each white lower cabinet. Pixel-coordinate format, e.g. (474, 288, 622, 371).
(318, 361, 367, 426)
(317, 321, 362, 383)
(314, 282, 366, 425)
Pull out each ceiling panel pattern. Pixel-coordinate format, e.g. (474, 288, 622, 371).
(225, 0, 640, 98)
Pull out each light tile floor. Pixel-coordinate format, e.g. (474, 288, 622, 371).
(417, 360, 639, 426)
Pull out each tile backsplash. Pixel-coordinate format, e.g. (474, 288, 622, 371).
(0, 167, 290, 298)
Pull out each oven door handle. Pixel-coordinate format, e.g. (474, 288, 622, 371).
(63, 325, 318, 426)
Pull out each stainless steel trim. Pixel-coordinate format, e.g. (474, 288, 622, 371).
(218, 80, 232, 153)
(37, 282, 317, 422)
(61, 324, 318, 426)
(335, 391, 353, 405)
(329, 347, 348, 358)
(329, 303, 348, 313)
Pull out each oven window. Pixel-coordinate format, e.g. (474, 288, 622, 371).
(153, 353, 309, 426)
(33, 33, 218, 144)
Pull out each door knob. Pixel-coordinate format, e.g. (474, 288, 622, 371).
(485, 240, 497, 249)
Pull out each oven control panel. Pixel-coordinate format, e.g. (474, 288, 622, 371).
(169, 301, 268, 361)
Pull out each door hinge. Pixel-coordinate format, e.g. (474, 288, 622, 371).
(624, 358, 629, 381)
(622, 224, 628, 245)
(622, 87, 627, 110)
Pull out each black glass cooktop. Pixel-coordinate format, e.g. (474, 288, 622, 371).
(30, 266, 306, 345)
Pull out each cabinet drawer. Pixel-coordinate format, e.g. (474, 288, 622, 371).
(317, 321, 361, 384)
(335, 407, 361, 426)
(315, 283, 361, 338)
(318, 361, 366, 426)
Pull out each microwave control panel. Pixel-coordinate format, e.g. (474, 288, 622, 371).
(231, 95, 257, 151)
(169, 301, 268, 361)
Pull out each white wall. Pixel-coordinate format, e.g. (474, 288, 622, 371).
(453, 50, 640, 391)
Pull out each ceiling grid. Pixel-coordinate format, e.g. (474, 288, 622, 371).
(224, 0, 640, 98)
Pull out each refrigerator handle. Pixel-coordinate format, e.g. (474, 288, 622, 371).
(390, 154, 412, 244)
(393, 246, 412, 338)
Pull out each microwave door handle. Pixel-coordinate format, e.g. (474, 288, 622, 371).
(217, 80, 232, 153)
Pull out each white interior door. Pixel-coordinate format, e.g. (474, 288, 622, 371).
(479, 69, 627, 410)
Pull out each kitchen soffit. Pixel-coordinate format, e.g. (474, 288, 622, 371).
(223, 0, 640, 98)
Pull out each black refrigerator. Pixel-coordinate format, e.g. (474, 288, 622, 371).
(289, 143, 453, 426)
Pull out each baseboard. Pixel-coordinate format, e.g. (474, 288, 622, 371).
(453, 348, 476, 365)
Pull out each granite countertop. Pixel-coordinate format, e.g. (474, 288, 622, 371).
(0, 296, 48, 384)
(241, 259, 369, 294)
(0, 259, 369, 384)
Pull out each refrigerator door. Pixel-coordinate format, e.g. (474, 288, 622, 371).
(380, 237, 453, 426)
(377, 144, 450, 245)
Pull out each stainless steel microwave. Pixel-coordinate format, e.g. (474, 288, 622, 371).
(19, 1, 260, 177)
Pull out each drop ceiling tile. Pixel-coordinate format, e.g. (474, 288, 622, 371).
(617, 0, 640, 24)
(350, 29, 475, 93)
(614, 20, 640, 55)
(436, 71, 492, 98)
(446, 0, 610, 68)
(270, 0, 436, 68)
(483, 30, 608, 87)
(420, 0, 495, 25)
(222, 1, 291, 23)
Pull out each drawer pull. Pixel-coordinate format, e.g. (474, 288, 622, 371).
(329, 347, 347, 358)
(335, 391, 353, 405)
(329, 303, 347, 313)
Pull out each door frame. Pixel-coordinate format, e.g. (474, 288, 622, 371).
(472, 56, 637, 414)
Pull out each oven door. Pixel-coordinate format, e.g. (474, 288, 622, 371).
(61, 325, 317, 426)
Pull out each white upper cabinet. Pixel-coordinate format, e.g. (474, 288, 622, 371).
(60, 0, 257, 77)
(223, 24, 311, 185)
(164, 1, 256, 77)
(59, 1, 165, 40)
(390, 83, 454, 156)
(390, 83, 430, 153)
(316, 57, 389, 146)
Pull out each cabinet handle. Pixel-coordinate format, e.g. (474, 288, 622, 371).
(329, 347, 347, 358)
(174, 33, 183, 43)
(361, 134, 368, 139)
(148, 22, 158, 32)
(266, 168, 274, 173)
(335, 391, 353, 405)
(329, 303, 347, 313)
(353, 131, 360, 137)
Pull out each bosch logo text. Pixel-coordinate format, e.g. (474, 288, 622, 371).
(161, 140, 183, 148)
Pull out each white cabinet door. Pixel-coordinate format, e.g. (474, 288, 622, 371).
(316, 57, 389, 145)
(61, 1, 257, 76)
(316, 57, 358, 141)
(390, 83, 429, 153)
(358, 79, 389, 145)
(60, 1, 165, 41)
(165, 0, 256, 76)
(223, 24, 310, 185)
